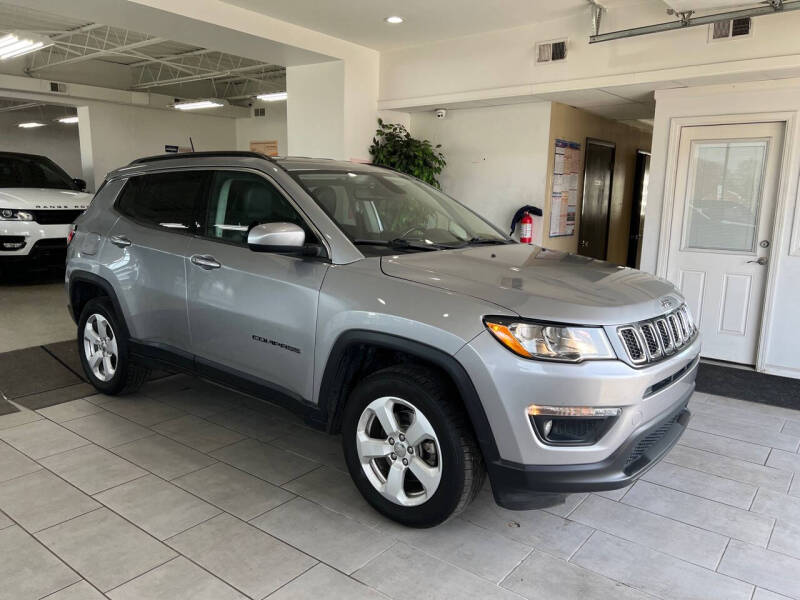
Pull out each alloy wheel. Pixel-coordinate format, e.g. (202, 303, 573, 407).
(83, 313, 118, 382)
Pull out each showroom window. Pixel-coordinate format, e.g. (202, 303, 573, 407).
(116, 170, 207, 232)
(200, 170, 316, 245)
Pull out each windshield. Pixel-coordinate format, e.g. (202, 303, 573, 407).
(0, 155, 77, 190)
(294, 170, 507, 251)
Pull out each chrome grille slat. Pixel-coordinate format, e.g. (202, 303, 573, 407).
(617, 304, 696, 366)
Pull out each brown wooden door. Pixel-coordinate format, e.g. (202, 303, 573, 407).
(578, 139, 615, 260)
(250, 140, 278, 157)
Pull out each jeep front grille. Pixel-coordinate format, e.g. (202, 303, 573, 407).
(617, 304, 697, 365)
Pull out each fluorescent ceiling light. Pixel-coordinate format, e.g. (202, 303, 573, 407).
(385, 16, 404, 24)
(173, 99, 226, 110)
(18, 122, 45, 128)
(57, 116, 79, 124)
(256, 92, 287, 102)
(0, 32, 53, 60)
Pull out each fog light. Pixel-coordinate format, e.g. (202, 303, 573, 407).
(528, 405, 621, 445)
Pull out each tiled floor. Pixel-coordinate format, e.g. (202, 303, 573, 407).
(1, 375, 799, 600)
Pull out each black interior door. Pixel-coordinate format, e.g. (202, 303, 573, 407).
(578, 139, 615, 260)
(626, 150, 651, 268)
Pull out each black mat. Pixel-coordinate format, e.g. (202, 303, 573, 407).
(0, 346, 82, 400)
(696, 362, 800, 410)
(0, 397, 20, 416)
(44, 340, 86, 382)
(13, 382, 97, 410)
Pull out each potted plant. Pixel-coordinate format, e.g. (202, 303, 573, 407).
(369, 119, 446, 188)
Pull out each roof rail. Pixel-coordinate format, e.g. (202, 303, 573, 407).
(129, 151, 273, 165)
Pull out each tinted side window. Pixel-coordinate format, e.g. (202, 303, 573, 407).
(117, 171, 206, 232)
(201, 171, 316, 245)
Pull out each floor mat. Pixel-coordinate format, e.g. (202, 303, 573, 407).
(43, 340, 85, 381)
(696, 362, 800, 409)
(0, 346, 82, 399)
(13, 382, 97, 410)
(0, 397, 20, 416)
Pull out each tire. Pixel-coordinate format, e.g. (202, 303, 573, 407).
(77, 297, 149, 395)
(342, 365, 485, 527)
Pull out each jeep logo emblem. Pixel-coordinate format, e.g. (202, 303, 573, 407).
(660, 296, 677, 309)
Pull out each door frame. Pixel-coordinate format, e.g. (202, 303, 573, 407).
(655, 111, 796, 373)
(579, 138, 616, 260)
(627, 150, 651, 268)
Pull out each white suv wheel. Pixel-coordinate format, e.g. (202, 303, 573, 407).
(82, 313, 118, 382)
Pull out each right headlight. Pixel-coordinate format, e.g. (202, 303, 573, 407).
(0, 208, 33, 221)
(484, 317, 616, 362)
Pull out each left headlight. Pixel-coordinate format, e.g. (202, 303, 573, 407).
(0, 208, 33, 221)
(484, 317, 616, 362)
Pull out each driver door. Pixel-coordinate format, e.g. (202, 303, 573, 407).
(186, 169, 328, 401)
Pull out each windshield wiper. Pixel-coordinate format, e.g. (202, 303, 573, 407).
(352, 238, 445, 251)
(446, 237, 510, 248)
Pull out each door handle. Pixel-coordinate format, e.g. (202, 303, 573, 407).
(109, 235, 131, 248)
(747, 257, 768, 266)
(190, 254, 221, 270)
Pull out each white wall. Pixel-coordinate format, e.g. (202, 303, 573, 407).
(0, 112, 82, 179)
(411, 102, 551, 243)
(287, 61, 345, 158)
(235, 101, 288, 154)
(642, 79, 800, 378)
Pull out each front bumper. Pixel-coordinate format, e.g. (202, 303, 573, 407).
(0, 221, 70, 259)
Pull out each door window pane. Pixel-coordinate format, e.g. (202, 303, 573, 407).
(202, 171, 314, 245)
(117, 171, 205, 231)
(684, 140, 766, 252)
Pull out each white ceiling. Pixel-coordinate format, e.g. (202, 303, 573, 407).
(222, 0, 646, 51)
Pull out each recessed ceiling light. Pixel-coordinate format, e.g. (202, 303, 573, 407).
(385, 16, 404, 24)
(18, 122, 45, 128)
(256, 92, 287, 102)
(173, 98, 226, 110)
(57, 116, 79, 124)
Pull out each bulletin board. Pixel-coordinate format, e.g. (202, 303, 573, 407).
(550, 139, 581, 237)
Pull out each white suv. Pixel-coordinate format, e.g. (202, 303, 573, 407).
(0, 152, 91, 268)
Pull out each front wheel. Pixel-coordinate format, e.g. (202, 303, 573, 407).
(342, 365, 484, 527)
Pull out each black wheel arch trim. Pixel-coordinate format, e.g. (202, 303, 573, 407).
(68, 271, 130, 337)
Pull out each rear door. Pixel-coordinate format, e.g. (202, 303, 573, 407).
(185, 169, 329, 401)
(579, 139, 616, 260)
(106, 170, 208, 351)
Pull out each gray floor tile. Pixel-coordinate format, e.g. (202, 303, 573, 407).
(139, 374, 194, 398)
(61, 411, 154, 448)
(569, 494, 728, 568)
(752, 487, 800, 524)
(0, 470, 100, 532)
(270, 427, 347, 471)
(397, 517, 532, 583)
(791, 477, 800, 499)
(36, 508, 177, 592)
(44, 580, 106, 600)
(693, 394, 800, 422)
(169, 513, 316, 599)
(462, 489, 593, 559)
(783, 420, 800, 437)
(0, 525, 80, 600)
(665, 445, 792, 491)
(543, 493, 588, 517)
(37, 398, 104, 423)
(102, 396, 186, 427)
(503, 549, 656, 600)
(354, 542, 520, 600)
(83, 393, 115, 406)
(40, 444, 147, 495)
(114, 434, 217, 480)
(0, 439, 41, 483)
(0, 419, 89, 459)
(252, 497, 394, 574)
(594, 485, 632, 501)
(268, 563, 386, 600)
(0, 404, 42, 430)
(688, 413, 799, 451)
(157, 386, 241, 418)
(679, 428, 771, 464)
(172, 462, 293, 520)
(282, 465, 384, 527)
(754, 588, 794, 600)
(206, 406, 298, 442)
(767, 449, 800, 474)
(622, 480, 774, 546)
(718, 539, 800, 599)
(572, 531, 753, 600)
(211, 438, 319, 485)
(152, 414, 245, 453)
(96, 474, 221, 540)
(0, 509, 11, 529)
(690, 401, 787, 431)
(107, 557, 247, 600)
(769, 518, 800, 560)
(641, 461, 757, 508)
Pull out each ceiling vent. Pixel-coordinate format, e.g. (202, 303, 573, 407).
(253, 107, 266, 118)
(709, 16, 751, 41)
(49, 81, 67, 94)
(536, 39, 567, 64)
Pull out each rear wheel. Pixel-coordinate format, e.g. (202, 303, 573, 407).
(78, 298, 149, 395)
(342, 365, 484, 527)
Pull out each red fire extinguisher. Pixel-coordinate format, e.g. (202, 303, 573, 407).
(519, 211, 533, 244)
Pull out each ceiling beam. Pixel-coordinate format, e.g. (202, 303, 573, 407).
(28, 35, 166, 72)
(129, 47, 213, 67)
(132, 63, 282, 89)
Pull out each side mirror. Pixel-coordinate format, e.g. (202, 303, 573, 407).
(247, 222, 305, 253)
(73, 178, 87, 191)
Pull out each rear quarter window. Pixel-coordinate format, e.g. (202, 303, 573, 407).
(116, 171, 207, 232)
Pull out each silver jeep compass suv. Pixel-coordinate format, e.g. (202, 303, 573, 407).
(66, 152, 698, 527)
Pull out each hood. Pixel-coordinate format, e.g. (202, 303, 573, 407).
(0, 188, 92, 210)
(380, 244, 681, 325)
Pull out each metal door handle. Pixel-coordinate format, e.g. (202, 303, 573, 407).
(747, 257, 768, 266)
(110, 235, 131, 248)
(190, 254, 221, 270)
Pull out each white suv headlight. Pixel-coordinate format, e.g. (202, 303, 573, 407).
(484, 317, 616, 362)
(0, 208, 33, 221)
